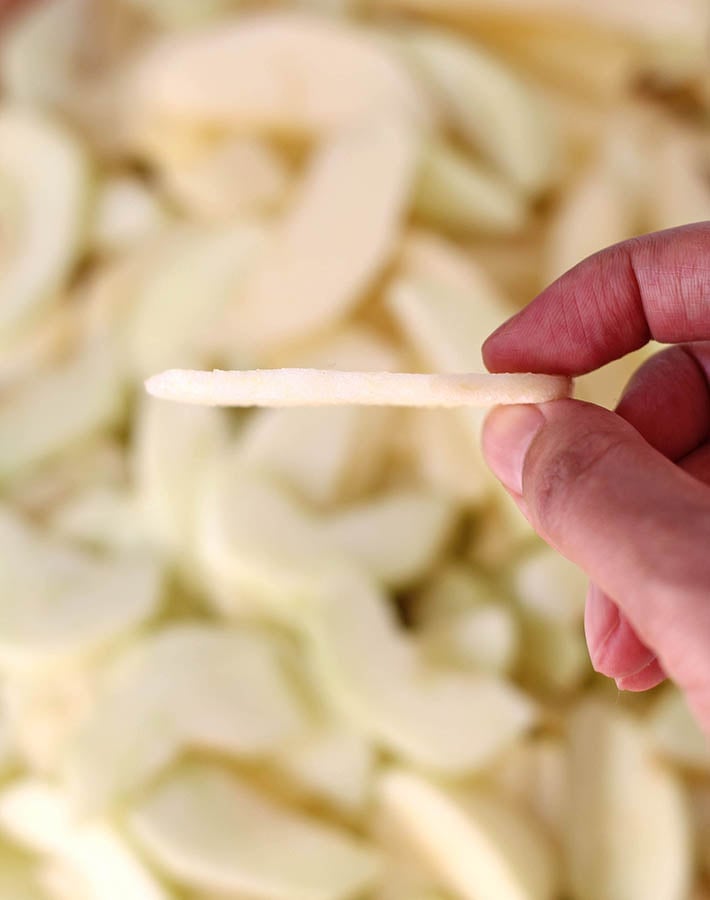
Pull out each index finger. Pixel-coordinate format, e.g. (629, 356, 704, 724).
(483, 222, 710, 375)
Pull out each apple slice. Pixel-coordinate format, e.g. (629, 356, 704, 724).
(0, 339, 124, 482)
(0, 780, 169, 900)
(127, 762, 380, 900)
(65, 624, 309, 812)
(304, 569, 535, 773)
(400, 28, 558, 193)
(565, 699, 692, 900)
(217, 116, 419, 355)
(379, 769, 558, 900)
(413, 138, 526, 234)
(0, 509, 162, 669)
(126, 13, 423, 139)
(0, 108, 89, 344)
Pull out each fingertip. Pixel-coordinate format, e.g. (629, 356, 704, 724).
(615, 658, 666, 692)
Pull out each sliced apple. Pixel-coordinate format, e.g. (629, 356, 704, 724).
(0, 339, 124, 482)
(218, 116, 419, 355)
(0, 107, 89, 344)
(378, 768, 558, 900)
(400, 28, 558, 193)
(565, 698, 692, 900)
(413, 138, 527, 234)
(0, 780, 169, 900)
(0, 508, 162, 669)
(65, 623, 309, 812)
(127, 762, 380, 900)
(126, 13, 424, 139)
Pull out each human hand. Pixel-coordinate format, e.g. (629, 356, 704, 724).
(481, 222, 710, 730)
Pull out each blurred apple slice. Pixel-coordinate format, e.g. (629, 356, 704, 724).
(0, 509, 162, 670)
(0, 108, 89, 344)
(379, 768, 558, 900)
(126, 13, 423, 139)
(565, 699, 692, 900)
(65, 624, 309, 812)
(219, 116, 419, 355)
(0, 780, 169, 900)
(400, 28, 558, 193)
(128, 762, 380, 900)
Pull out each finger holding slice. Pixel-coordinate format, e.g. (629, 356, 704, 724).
(144, 368, 572, 408)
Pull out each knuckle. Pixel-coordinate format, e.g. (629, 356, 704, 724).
(525, 427, 626, 536)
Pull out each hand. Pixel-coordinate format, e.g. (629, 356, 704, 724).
(481, 222, 710, 730)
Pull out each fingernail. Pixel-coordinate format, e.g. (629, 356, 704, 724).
(482, 404, 544, 495)
(584, 583, 619, 672)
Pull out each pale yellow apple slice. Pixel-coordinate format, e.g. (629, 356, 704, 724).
(0, 339, 124, 482)
(127, 762, 380, 900)
(413, 138, 527, 234)
(565, 699, 692, 900)
(64, 624, 309, 812)
(0, 509, 162, 669)
(132, 395, 227, 560)
(0, 780, 169, 900)
(304, 569, 536, 773)
(145, 368, 571, 407)
(217, 116, 420, 354)
(378, 769, 558, 900)
(236, 405, 394, 507)
(126, 13, 423, 138)
(326, 489, 457, 587)
(162, 136, 290, 221)
(124, 223, 267, 377)
(0, 108, 89, 343)
(274, 725, 375, 816)
(399, 28, 558, 193)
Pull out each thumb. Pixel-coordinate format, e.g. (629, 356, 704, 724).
(482, 399, 710, 727)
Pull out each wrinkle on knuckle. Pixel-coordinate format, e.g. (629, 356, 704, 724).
(525, 427, 627, 536)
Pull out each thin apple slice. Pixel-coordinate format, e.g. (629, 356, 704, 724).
(0, 508, 162, 669)
(126, 13, 423, 139)
(216, 116, 419, 355)
(132, 395, 228, 560)
(0, 780, 169, 900)
(326, 489, 457, 587)
(413, 138, 527, 234)
(162, 136, 290, 221)
(0, 339, 124, 482)
(127, 762, 380, 900)
(0, 107, 89, 343)
(305, 569, 535, 773)
(400, 28, 558, 193)
(274, 725, 375, 816)
(379, 768, 558, 900)
(236, 405, 393, 508)
(65, 624, 309, 812)
(565, 699, 692, 900)
(146, 368, 571, 408)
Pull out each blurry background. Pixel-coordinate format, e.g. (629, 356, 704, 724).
(0, 1, 709, 898)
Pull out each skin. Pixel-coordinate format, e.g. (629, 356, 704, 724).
(481, 222, 710, 730)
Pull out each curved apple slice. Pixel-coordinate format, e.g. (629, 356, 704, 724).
(216, 116, 419, 355)
(400, 29, 558, 193)
(0, 780, 169, 900)
(64, 624, 309, 812)
(0, 108, 89, 343)
(127, 762, 380, 900)
(0, 509, 161, 669)
(125, 13, 424, 140)
(305, 570, 535, 773)
(378, 769, 558, 900)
